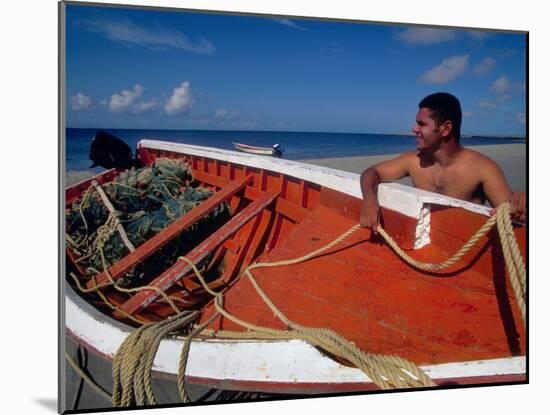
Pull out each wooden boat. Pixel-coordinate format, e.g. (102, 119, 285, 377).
(233, 141, 283, 156)
(65, 139, 526, 400)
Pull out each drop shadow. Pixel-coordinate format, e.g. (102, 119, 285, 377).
(33, 398, 57, 413)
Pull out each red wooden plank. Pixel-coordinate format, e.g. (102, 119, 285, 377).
(237, 209, 273, 276)
(193, 169, 230, 189)
(219, 210, 269, 284)
(115, 190, 278, 316)
(266, 214, 283, 251)
(246, 186, 309, 222)
(275, 197, 310, 222)
(66, 168, 119, 205)
(300, 180, 308, 208)
(86, 175, 254, 289)
(66, 248, 87, 277)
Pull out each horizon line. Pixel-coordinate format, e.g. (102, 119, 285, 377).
(65, 126, 526, 139)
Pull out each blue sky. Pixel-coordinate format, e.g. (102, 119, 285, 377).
(66, 4, 527, 136)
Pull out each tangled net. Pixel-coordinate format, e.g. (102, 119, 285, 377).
(66, 158, 230, 289)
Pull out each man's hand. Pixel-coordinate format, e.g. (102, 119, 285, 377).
(490, 191, 527, 223)
(359, 158, 410, 234)
(508, 191, 527, 223)
(360, 197, 380, 234)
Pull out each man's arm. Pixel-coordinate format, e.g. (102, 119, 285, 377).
(480, 157, 526, 223)
(360, 153, 412, 232)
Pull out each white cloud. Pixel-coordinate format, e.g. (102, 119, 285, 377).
(274, 19, 309, 31)
(215, 109, 239, 120)
(479, 100, 497, 109)
(395, 27, 456, 44)
(70, 93, 92, 111)
(165, 82, 194, 115)
(108, 85, 157, 113)
(491, 76, 511, 94)
(463, 111, 473, 117)
(517, 112, 526, 124)
(80, 18, 215, 54)
(109, 84, 142, 113)
(474, 57, 496, 75)
(133, 98, 158, 113)
(420, 55, 469, 84)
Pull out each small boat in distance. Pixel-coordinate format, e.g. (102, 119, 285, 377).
(233, 141, 283, 157)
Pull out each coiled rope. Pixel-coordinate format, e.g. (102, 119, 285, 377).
(111, 311, 200, 407)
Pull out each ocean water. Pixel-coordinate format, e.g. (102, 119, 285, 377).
(66, 128, 524, 172)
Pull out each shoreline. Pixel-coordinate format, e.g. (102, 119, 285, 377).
(65, 143, 526, 193)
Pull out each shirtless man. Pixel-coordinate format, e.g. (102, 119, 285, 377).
(360, 92, 526, 233)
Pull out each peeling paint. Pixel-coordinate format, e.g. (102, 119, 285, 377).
(414, 205, 431, 249)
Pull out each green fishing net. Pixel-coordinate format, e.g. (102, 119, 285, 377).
(66, 158, 230, 287)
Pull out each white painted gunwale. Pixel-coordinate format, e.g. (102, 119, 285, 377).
(138, 139, 494, 219)
(65, 140, 525, 388)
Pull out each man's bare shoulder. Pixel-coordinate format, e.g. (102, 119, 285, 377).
(370, 151, 417, 181)
(459, 147, 501, 169)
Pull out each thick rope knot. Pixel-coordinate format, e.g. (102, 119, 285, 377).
(111, 311, 200, 407)
(94, 211, 124, 250)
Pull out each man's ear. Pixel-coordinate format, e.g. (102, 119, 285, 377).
(439, 120, 453, 138)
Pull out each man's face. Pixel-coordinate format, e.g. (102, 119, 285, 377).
(412, 107, 443, 153)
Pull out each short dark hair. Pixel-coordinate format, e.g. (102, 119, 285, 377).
(419, 92, 462, 141)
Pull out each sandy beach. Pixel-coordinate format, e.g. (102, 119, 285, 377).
(66, 143, 526, 193)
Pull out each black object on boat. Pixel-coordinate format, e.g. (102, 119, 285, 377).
(89, 131, 143, 169)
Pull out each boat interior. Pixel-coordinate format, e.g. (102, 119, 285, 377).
(66, 145, 526, 367)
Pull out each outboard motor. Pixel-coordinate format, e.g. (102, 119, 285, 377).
(89, 131, 143, 170)
(272, 143, 283, 157)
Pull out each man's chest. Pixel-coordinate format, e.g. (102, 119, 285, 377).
(409, 165, 482, 200)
